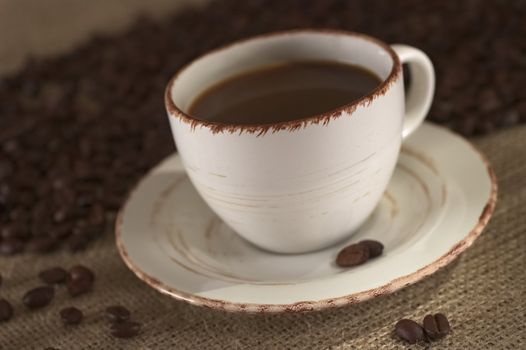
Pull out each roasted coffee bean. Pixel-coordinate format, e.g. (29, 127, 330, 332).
(26, 237, 59, 253)
(395, 319, 426, 344)
(1, 223, 30, 240)
(111, 321, 141, 338)
(88, 204, 105, 226)
(67, 278, 93, 297)
(60, 307, 83, 325)
(66, 233, 92, 252)
(53, 208, 69, 223)
(359, 240, 384, 258)
(0, 159, 13, 180)
(336, 242, 370, 267)
(0, 238, 25, 255)
(423, 313, 451, 340)
(39, 267, 68, 284)
(48, 223, 73, 240)
(68, 265, 94, 283)
(0, 298, 13, 322)
(105, 305, 131, 323)
(23, 286, 55, 309)
(8, 208, 29, 224)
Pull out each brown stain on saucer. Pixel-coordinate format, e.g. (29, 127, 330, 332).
(401, 146, 439, 175)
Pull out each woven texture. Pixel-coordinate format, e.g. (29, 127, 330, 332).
(1, 125, 525, 349)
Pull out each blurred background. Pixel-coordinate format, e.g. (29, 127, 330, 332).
(0, 0, 525, 254)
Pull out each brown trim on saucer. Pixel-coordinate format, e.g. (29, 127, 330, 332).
(164, 29, 401, 135)
(114, 132, 498, 314)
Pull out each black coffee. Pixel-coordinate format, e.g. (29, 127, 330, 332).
(188, 61, 381, 124)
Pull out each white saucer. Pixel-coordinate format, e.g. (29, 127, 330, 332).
(116, 123, 496, 313)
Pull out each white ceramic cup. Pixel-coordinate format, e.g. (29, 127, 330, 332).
(165, 30, 434, 254)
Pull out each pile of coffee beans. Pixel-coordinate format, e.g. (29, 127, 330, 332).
(0, 0, 524, 255)
(395, 313, 451, 344)
(336, 240, 384, 267)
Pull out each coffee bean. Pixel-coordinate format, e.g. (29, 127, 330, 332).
(67, 265, 94, 297)
(359, 240, 384, 258)
(48, 223, 73, 240)
(0, 298, 13, 322)
(23, 286, 55, 309)
(111, 321, 141, 338)
(336, 242, 370, 267)
(423, 313, 451, 340)
(88, 204, 106, 226)
(0, 159, 13, 180)
(67, 278, 93, 297)
(0, 238, 25, 255)
(395, 319, 426, 344)
(1, 223, 30, 240)
(66, 233, 92, 252)
(39, 267, 68, 284)
(68, 265, 95, 283)
(60, 307, 83, 325)
(105, 305, 131, 323)
(26, 237, 59, 253)
(435, 313, 451, 334)
(53, 208, 69, 223)
(8, 207, 30, 222)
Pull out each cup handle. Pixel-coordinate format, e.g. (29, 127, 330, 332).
(391, 44, 435, 139)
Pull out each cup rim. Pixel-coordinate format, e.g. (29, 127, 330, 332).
(165, 29, 401, 135)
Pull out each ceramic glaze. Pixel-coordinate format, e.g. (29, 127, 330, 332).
(116, 123, 497, 312)
(165, 30, 435, 253)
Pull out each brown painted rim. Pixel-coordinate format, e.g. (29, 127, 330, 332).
(114, 128, 498, 313)
(164, 29, 401, 135)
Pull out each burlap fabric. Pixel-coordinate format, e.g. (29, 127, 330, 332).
(0, 125, 525, 349)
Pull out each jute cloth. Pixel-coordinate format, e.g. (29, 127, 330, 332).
(1, 125, 525, 349)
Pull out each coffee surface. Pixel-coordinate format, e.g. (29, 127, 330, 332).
(188, 61, 381, 124)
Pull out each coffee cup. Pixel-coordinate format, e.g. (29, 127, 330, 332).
(165, 30, 434, 253)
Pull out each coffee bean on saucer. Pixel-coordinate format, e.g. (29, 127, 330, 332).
(395, 319, 426, 344)
(60, 307, 83, 325)
(336, 242, 370, 267)
(39, 267, 68, 284)
(105, 305, 131, 323)
(359, 240, 384, 258)
(111, 321, 141, 338)
(423, 313, 451, 340)
(0, 238, 25, 255)
(23, 286, 55, 309)
(0, 298, 14, 322)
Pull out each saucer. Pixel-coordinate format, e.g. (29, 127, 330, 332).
(115, 122, 496, 313)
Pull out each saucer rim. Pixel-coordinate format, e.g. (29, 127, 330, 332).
(115, 124, 497, 313)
